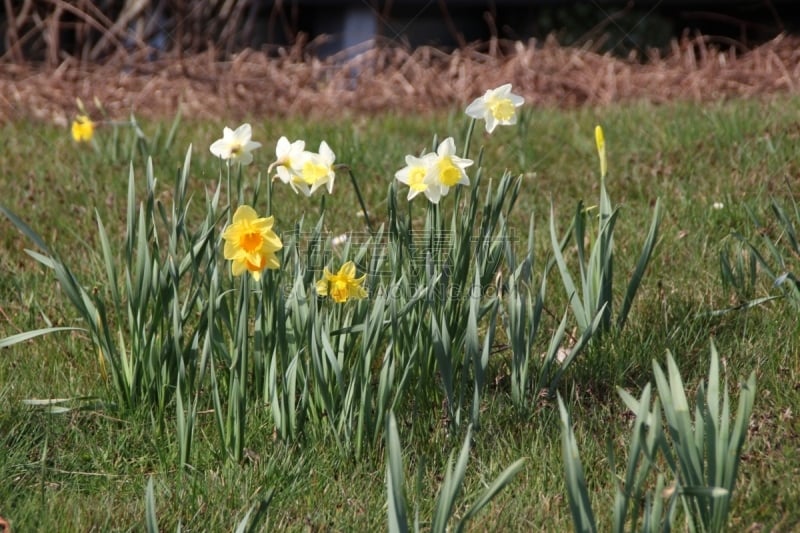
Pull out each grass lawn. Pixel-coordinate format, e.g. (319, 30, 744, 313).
(1, 95, 799, 531)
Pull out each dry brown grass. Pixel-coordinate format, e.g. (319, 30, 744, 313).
(3, 33, 800, 124)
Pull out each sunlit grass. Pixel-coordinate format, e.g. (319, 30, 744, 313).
(2, 95, 800, 530)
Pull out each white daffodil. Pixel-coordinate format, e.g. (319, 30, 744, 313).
(274, 165, 308, 196)
(294, 141, 337, 195)
(465, 84, 525, 134)
(209, 123, 262, 165)
(395, 153, 443, 203)
(269, 136, 306, 176)
(426, 137, 472, 197)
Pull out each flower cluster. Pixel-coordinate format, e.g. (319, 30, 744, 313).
(210, 125, 360, 298)
(394, 83, 523, 202)
(395, 137, 473, 204)
(270, 137, 337, 196)
(211, 83, 523, 297)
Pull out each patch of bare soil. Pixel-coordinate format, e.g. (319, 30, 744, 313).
(2, 34, 800, 125)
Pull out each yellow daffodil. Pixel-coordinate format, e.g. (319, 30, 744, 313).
(395, 153, 442, 203)
(221, 205, 282, 281)
(465, 84, 525, 134)
(315, 261, 367, 303)
(71, 115, 95, 142)
(210, 123, 262, 166)
(595, 125, 607, 178)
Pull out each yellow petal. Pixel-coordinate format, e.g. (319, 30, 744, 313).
(231, 259, 247, 277)
(232, 205, 258, 223)
(261, 232, 283, 253)
(349, 283, 368, 300)
(315, 278, 329, 296)
(71, 115, 95, 142)
(339, 261, 356, 279)
(262, 253, 280, 270)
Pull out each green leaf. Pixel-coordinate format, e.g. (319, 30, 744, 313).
(386, 412, 409, 533)
(550, 203, 589, 331)
(144, 477, 158, 533)
(0, 203, 52, 254)
(432, 425, 473, 533)
(456, 458, 525, 530)
(0, 327, 86, 349)
(617, 198, 662, 330)
(234, 489, 273, 533)
(557, 394, 597, 533)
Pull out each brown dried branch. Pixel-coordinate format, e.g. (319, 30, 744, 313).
(3, 34, 800, 124)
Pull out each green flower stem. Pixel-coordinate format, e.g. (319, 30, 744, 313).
(266, 173, 273, 217)
(225, 162, 232, 225)
(227, 273, 250, 462)
(462, 117, 477, 160)
(341, 165, 375, 234)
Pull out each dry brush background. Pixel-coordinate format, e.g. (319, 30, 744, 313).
(3, 1, 800, 123)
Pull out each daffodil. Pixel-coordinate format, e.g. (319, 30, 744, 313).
(428, 137, 472, 195)
(294, 141, 337, 195)
(210, 123, 262, 166)
(71, 115, 95, 142)
(395, 153, 442, 203)
(269, 136, 311, 194)
(465, 84, 525, 134)
(315, 261, 367, 303)
(222, 205, 282, 281)
(269, 137, 305, 177)
(595, 125, 607, 178)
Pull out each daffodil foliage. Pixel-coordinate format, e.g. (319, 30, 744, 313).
(3, 85, 665, 471)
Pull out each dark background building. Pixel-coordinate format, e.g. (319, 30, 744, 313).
(2, 0, 798, 64)
(275, 0, 799, 57)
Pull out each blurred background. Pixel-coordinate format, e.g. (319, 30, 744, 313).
(2, 0, 798, 65)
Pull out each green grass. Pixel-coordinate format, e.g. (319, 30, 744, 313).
(2, 95, 800, 531)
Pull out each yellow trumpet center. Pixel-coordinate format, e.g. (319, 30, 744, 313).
(408, 166, 428, 192)
(437, 157, 461, 187)
(488, 97, 515, 121)
(240, 231, 263, 253)
(301, 161, 330, 185)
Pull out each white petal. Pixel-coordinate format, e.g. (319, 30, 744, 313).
(465, 98, 486, 118)
(275, 166, 294, 184)
(437, 137, 456, 156)
(319, 141, 335, 164)
(484, 115, 498, 133)
(395, 167, 410, 184)
(495, 83, 512, 95)
(210, 139, 227, 158)
(276, 136, 290, 157)
(234, 123, 252, 140)
(453, 155, 473, 169)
